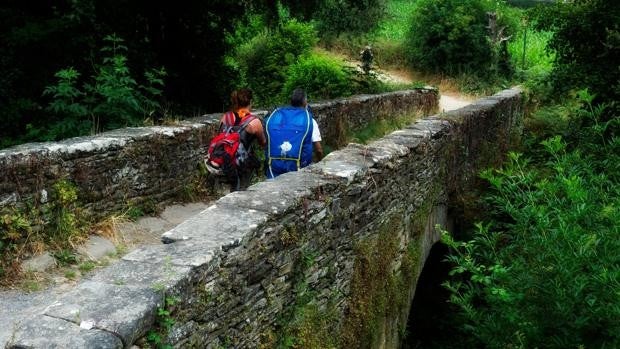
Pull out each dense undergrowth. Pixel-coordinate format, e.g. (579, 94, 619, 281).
(442, 91, 619, 348)
(427, 1, 619, 347)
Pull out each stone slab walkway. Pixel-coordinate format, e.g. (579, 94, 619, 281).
(0, 201, 210, 347)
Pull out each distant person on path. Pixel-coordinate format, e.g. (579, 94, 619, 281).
(360, 44, 374, 74)
(265, 88, 323, 179)
(206, 88, 266, 190)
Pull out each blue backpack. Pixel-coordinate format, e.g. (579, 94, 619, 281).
(265, 107, 314, 179)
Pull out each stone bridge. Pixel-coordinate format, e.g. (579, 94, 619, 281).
(0, 88, 522, 348)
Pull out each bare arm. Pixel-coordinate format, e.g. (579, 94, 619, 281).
(313, 142, 323, 162)
(248, 119, 267, 147)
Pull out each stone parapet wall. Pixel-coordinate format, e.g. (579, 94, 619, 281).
(308, 89, 438, 148)
(1, 88, 522, 348)
(0, 89, 437, 221)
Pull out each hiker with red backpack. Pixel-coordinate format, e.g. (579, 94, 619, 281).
(265, 88, 323, 179)
(205, 88, 266, 191)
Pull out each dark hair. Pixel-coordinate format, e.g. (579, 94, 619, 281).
(231, 88, 253, 110)
(290, 88, 307, 107)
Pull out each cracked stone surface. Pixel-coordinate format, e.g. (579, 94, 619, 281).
(161, 203, 269, 244)
(43, 280, 161, 345)
(117, 202, 211, 246)
(7, 315, 123, 349)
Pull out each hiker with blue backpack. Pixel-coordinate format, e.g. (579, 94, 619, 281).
(265, 88, 323, 179)
(205, 88, 266, 191)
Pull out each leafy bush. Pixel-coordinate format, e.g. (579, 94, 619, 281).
(42, 68, 91, 140)
(442, 94, 620, 348)
(533, 0, 620, 104)
(404, 0, 520, 78)
(508, 25, 554, 73)
(281, 53, 353, 101)
(0, 2, 244, 148)
(231, 19, 317, 107)
(314, 0, 387, 39)
(507, 24, 555, 102)
(42, 35, 165, 137)
(374, 0, 418, 42)
(405, 0, 493, 74)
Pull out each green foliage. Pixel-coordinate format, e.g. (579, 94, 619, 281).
(507, 26, 554, 77)
(405, 0, 494, 74)
(42, 35, 166, 137)
(148, 295, 180, 349)
(314, 0, 388, 39)
(507, 23, 556, 102)
(0, 2, 246, 148)
(524, 102, 573, 139)
(374, 0, 418, 42)
(42, 68, 91, 139)
(125, 204, 145, 221)
(507, 0, 553, 8)
(0, 210, 32, 250)
(442, 95, 620, 348)
(53, 249, 79, 266)
(50, 180, 83, 241)
(281, 53, 353, 101)
(404, 0, 520, 82)
(533, 0, 620, 103)
(230, 19, 317, 107)
(78, 261, 96, 273)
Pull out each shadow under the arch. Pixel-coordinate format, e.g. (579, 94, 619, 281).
(402, 242, 464, 348)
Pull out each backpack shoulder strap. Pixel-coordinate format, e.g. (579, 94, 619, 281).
(237, 114, 256, 132)
(219, 111, 238, 133)
(224, 111, 235, 126)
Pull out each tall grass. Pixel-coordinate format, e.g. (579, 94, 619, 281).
(508, 28, 554, 77)
(374, 0, 418, 42)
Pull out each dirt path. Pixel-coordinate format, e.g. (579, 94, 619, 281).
(311, 47, 474, 113)
(376, 66, 474, 112)
(439, 93, 473, 112)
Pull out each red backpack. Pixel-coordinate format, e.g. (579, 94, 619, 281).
(205, 112, 256, 176)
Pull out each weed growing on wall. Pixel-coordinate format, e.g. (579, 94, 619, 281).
(147, 294, 180, 349)
(50, 180, 83, 242)
(0, 179, 88, 284)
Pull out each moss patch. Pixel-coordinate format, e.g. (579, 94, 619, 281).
(339, 212, 422, 349)
(268, 203, 432, 349)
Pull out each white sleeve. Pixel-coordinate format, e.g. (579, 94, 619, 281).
(311, 119, 322, 142)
